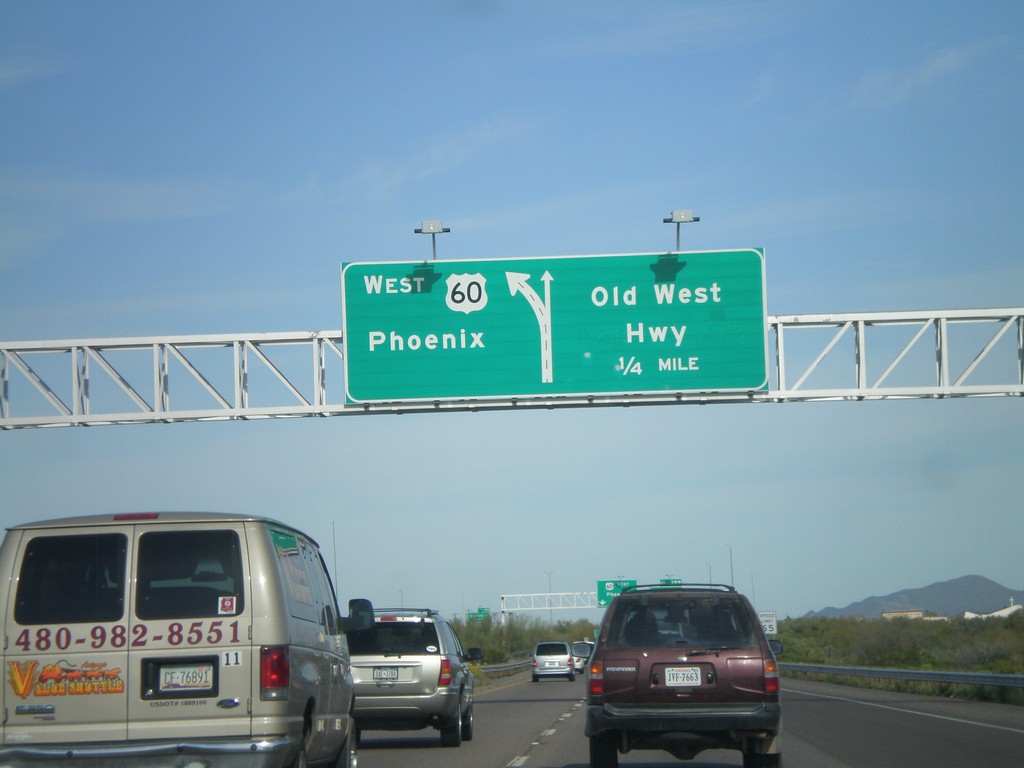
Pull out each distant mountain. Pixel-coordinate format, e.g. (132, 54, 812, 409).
(806, 575, 1024, 619)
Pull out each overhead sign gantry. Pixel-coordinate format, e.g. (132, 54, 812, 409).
(340, 250, 768, 403)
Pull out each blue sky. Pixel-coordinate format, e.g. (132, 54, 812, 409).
(1, 1, 1022, 620)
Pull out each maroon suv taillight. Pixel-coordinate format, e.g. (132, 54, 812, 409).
(438, 658, 453, 686)
(261, 646, 289, 700)
(588, 660, 604, 699)
(763, 658, 779, 694)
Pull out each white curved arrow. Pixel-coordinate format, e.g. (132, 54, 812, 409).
(506, 271, 554, 383)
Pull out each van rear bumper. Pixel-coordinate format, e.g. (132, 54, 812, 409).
(0, 735, 296, 768)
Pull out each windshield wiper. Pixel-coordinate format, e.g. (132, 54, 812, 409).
(680, 646, 740, 657)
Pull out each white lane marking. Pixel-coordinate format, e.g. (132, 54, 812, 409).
(783, 686, 1024, 735)
(507, 757, 529, 767)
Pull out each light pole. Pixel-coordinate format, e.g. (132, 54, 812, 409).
(414, 220, 450, 260)
(726, 544, 734, 587)
(663, 209, 700, 251)
(545, 570, 554, 624)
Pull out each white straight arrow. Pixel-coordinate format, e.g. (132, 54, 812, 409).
(506, 271, 554, 383)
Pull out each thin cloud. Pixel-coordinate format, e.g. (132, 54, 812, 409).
(334, 117, 536, 202)
(550, 1, 817, 59)
(0, 174, 254, 223)
(851, 37, 1009, 108)
(0, 59, 66, 89)
(0, 174, 256, 273)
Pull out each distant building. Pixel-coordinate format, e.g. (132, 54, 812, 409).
(964, 600, 1022, 620)
(881, 609, 925, 620)
(880, 609, 948, 622)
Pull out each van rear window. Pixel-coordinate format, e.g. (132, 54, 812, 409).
(136, 530, 245, 619)
(15, 533, 127, 625)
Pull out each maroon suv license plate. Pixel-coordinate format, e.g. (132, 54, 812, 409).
(665, 666, 701, 686)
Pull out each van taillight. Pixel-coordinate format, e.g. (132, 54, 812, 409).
(588, 660, 604, 698)
(763, 658, 779, 694)
(438, 658, 453, 687)
(113, 513, 160, 520)
(261, 646, 289, 699)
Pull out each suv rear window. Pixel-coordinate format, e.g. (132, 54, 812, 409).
(536, 642, 569, 656)
(607, 596, 757, 649)
(349, 620, 440, 655)
(136, 530, 245, 619)
(15, 533, 127, 624)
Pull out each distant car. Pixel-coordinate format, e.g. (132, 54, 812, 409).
(348, 608, 483, 747)
(585, 584, 783, 768)
(571, 640, 596, 673)
(531, 640, 576, 682)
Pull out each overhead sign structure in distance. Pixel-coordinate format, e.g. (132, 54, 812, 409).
(340, 250, 768, 404)
(597, 579, 637, 606)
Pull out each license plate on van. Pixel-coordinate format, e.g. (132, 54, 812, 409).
(373, 666, 399, 681)
(159, 662, 215, 692)
(665, 666, 701, 686)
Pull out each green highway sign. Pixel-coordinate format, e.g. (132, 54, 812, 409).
(340, 250, 767, 403)
(597, 579, 637, 606)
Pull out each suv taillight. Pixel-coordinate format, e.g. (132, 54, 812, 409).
(763, 658, 779, 694)
(438, 658, 453, 687)
(261, 646, 289, 700)
(588, 660, 604, 700)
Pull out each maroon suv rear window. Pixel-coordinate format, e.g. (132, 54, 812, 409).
(607, 596, 757, 649)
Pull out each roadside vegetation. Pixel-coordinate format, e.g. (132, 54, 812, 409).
(450, 612, 1023, 703)
(451, 614, 597, 666)
(778, 613, 1024, 704)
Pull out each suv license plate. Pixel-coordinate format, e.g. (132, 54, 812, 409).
(373, 666, 399, 681)
(160, 662, 215, 692)
(665, 666, 701, 686)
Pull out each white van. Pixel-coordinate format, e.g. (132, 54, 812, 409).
(0, 512, 372, 768)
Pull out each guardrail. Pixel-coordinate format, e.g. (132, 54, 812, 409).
(479, 659, 532, 676)
(781, 663, 1024, 689)
(476, 660, 1024, 691)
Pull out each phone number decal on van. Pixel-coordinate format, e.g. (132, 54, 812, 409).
(13, 620, 244, 653)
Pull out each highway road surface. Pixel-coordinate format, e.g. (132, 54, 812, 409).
(356, 671, 1024, 768)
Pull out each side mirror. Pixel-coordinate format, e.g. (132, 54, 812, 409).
(465, 647, 484, 662)
(768, 639, 783, 657)
(341, 598, 374, 634)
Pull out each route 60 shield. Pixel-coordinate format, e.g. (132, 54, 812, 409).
(445, 273, 488, 314)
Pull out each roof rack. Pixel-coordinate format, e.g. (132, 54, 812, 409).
(621, 583, 736, 594)
(371, 608, 440, 617)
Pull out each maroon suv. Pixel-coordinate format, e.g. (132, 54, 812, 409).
(585, 584, 783, 768)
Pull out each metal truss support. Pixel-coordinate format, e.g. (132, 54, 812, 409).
(499, 592, 599, 624)
(2, 308, 1022, 429)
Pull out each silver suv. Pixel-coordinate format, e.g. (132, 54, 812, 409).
(531, 641, 576, 682)
(348, 608, 483, 747)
